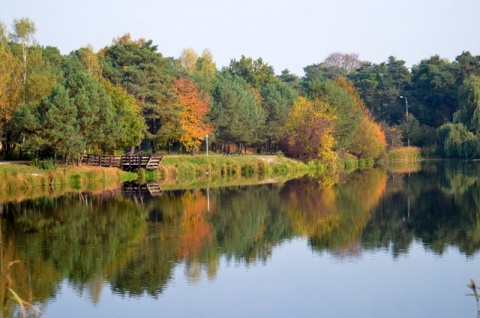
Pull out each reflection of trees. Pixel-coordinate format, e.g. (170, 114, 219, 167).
(281, 177, 339, 241)
(110, 189, 218, 295)
(363, 161, 480, 256)
(209, 185, 294, 264)
(109, 191, 184, 297)
(0, 193, 147, 312)
(109, 185, 293, 294)
(282, 170, 388, 253)
(1, 220, 56, 317)
(0, 175, 386, 309)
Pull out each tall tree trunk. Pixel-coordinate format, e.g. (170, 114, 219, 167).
(149, 119, 158, 154)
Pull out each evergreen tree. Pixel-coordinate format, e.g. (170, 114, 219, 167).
(101, 34, 179, 152)
(348, 56, 410, 124)
(226, 55, 275, 89)
(260, 79, 298, 153)
(210, 74, 265, 150)
(66, 71, 118, 154)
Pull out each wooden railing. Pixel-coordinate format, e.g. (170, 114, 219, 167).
(122, 182, 163, 197)
(81, 154, 163, 171)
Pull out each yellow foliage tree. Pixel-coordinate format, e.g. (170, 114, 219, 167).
(283, 97, 336, 161)
(0, 44, 22, 129)
(178, 48, 199, 75)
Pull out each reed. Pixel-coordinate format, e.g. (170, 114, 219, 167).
(387, 147, 422, 162)
(0, 164, 136, 198)
(3, 261, 43, 318)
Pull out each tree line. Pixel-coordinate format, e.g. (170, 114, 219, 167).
(1, 18, 480, 162)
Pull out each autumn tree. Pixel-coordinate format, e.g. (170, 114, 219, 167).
(0, 18, 56, 156)
(193, 49, 217, 93)
(75, 45, 102, 79)
(177, 190, 213, 261)
(172, 77, 213, 153)
(350, 117, 387, 159)
(0, 33, 22, 154)
(282, 97, 336, 161)
(308, 79, 362, 152)
(10, 18, 36, 88)
(178, 48, 199, 75)
(334, 77, 386, 159)
(0, 21, 6, 41)
(24, 47, 57, 104)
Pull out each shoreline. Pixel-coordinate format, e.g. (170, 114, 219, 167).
(0, 154, 383, 202)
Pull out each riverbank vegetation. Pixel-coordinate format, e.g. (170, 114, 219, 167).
(0, 163, 136, 202)
(1, 18, 479, 171)
(0, 153, 379, 201)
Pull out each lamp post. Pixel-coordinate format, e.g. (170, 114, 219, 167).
(205, 134, 209, 156)
(399, 96, 409, 147)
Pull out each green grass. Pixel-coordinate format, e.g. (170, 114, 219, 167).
(159, 154, 310, 180)
(0, 163, 136, 202)
(157, 154, 378, 190)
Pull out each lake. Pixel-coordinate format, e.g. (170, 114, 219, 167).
(1, 160, 480, 317)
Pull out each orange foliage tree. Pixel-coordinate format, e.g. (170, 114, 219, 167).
(334, 77, 386, 159)
(176, 190, 214, 260)
(351, 117, 387, 159)
(172, 77, 213, 153)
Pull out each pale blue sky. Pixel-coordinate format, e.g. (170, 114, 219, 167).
(2, 0, 479, 76)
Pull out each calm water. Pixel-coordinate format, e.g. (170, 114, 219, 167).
(2, 161, 480, 317)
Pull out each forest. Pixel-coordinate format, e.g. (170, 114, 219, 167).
(1, 18, 480, 163)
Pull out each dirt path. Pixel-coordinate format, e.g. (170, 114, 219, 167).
(0, 161, 29, 165)
(256, 156, 278, 163)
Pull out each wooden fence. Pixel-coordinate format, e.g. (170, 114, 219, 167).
(81, 153, 163, 171)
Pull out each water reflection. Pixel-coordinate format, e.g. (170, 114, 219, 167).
(364, 161, 480, 257)
(1, 161, 480, 316)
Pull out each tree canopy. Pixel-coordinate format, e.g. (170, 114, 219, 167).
(4, 16, 480, 161)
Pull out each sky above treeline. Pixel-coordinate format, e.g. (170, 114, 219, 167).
(2, 0, 480, 76)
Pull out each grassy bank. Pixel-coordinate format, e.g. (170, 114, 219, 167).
(0, 163, 137, 202)
(0, 154, 379, 200)
(157, 154, 332, 181)
(154, 154, 377, 189)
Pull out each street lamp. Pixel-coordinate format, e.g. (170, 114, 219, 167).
(399, 96, 410, 147)
(205, 134, 209, 156)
